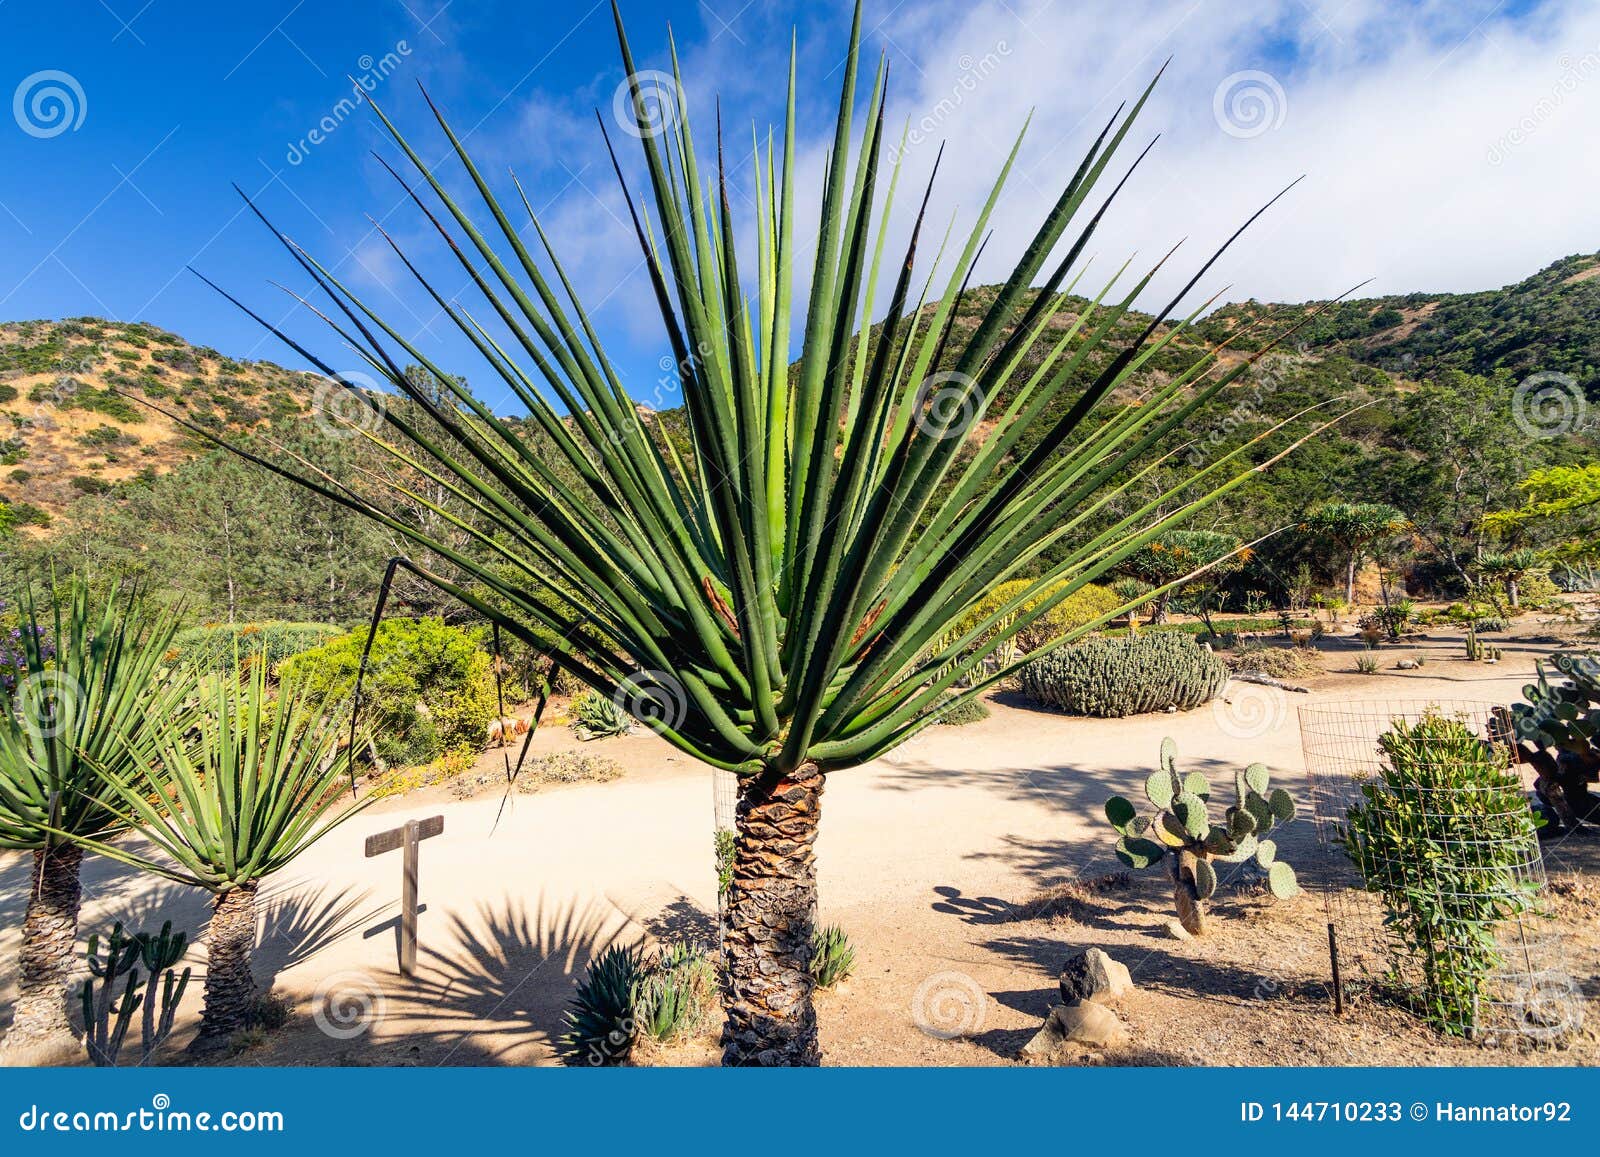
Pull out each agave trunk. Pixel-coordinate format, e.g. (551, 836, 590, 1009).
(1172, 849, 1207, 936)
(0, 846, 84, 1063)
(190, 882, 258, 1054)
(721, 764, 823, 1066)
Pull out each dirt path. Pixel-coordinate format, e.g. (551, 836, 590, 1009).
(2, 627, 1594, 1066)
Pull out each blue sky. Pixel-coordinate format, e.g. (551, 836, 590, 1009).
(1, 0, 1594, 414)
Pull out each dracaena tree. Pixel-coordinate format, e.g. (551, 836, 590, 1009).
(1304, 501, 1408, 605)
(60, 662, 371, 1055)
(178, 3, 1334, 1064)
(0, 581, 181, 1063)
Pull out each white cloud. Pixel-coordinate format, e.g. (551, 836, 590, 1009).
(854, 0, 1600, 309)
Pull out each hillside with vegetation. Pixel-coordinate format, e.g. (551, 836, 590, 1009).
(1199, 251, 1600, 386)
(0, 251, 1595, 624)
(0, 317, 320, 528)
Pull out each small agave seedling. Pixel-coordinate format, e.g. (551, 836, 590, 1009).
(1105, 737, 1300, 934)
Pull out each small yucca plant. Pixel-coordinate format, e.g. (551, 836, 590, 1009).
(62, 661, 371, 1054)
(561, 943, 646, 1066)
(0, 580, 182, 1061)
(809, 925, 857, 990)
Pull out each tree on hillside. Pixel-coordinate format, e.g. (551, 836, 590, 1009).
(199, 6, 1334, 1063)
(1484, 462, 1600, 560)
(1385, 371, 1556, 589)
(1304, 502, 1408, 605)
(1118, 529, 1243, 622)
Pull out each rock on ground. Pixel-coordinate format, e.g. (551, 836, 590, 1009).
(1059, 947, 1134, 1005)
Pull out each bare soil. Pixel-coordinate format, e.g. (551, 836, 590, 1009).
(2, 615, 1596, 1067)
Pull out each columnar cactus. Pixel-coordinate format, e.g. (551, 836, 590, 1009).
(135, 922, 191, 1064)
(1465, 628, 1503, 663)
(78, 921, 191, 1067)
(80, 923, 142, 1067)
(1105, 737, 1300, 934)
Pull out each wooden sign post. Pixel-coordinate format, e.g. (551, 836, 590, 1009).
(364, 815, 444, 977)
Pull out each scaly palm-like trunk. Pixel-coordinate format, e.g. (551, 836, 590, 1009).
(190, 882, 259, 1054)
(721, 764, 824, 1066)
(1, 845, 84, 1063)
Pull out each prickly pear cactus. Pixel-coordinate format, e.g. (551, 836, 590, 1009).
(1105, 737, 1301, 934)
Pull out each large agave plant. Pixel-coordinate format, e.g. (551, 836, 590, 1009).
(63, 661, 371, 1053)
(179, 2, 1337, 1063)
(0, 580, 183, 1061)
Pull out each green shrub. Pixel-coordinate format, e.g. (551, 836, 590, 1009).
(634, 943, 718, 1043)
(714, 828, 735, 901)
(809, 925, 856, 989)
(278, 617, 497, 766)
(167, 621, 342, 674)
(1019, 633, 1226, 717)
(933, 692, 989, 725)
(569, 689, 632, 740)
(950, 579, 1121, 653)
(1355, 648, 1380, 674)
(1337, 711, 1542, 1036)
(0, 384, 17, 403)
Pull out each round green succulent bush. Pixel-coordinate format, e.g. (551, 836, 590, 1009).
(1019, 632, 1226, 717)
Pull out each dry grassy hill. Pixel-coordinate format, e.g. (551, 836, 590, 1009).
(0, 318, 321, 529)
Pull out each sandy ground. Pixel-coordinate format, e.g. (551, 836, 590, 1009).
(2, 620, 1596, 1066)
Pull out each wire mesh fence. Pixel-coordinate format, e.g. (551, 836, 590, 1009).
(1300, 699, 1582, 1044)
(712, 768, 738, 930)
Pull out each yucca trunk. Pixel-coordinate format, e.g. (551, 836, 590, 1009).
(721, 764, 824, 1066)
(0, 845, 84, 1062)
(190, 881, 259, 1054)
